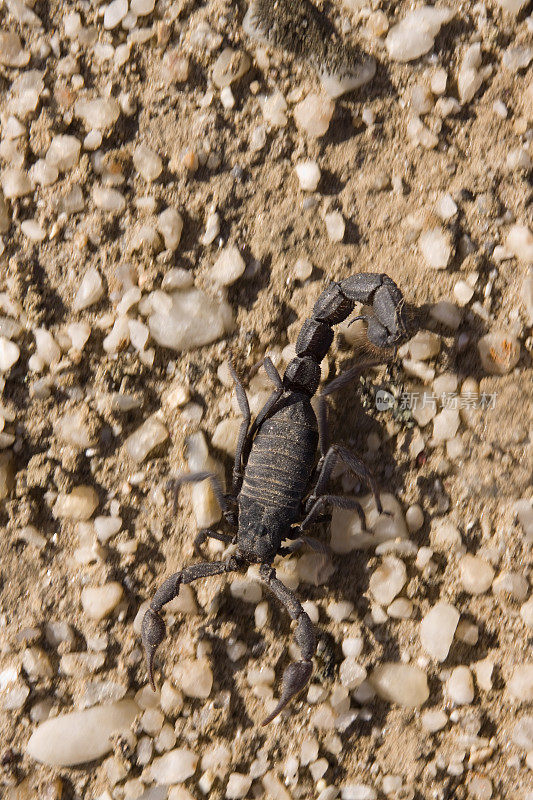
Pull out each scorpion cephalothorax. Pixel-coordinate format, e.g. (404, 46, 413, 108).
(142, 273, 420, 724)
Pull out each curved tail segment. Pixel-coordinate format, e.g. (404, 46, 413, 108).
(282, 273, 413, 396)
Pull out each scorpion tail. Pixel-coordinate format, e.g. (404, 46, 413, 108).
(262, 661, 313, 726)
(141, 607, 166, 690)
(283, 273, 416, 396)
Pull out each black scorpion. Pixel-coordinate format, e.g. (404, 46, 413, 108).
(142, 273, 417, 724)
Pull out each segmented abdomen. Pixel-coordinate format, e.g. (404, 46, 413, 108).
(240, 396, 319, 515)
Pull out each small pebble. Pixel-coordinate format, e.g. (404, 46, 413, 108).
(53, 485, 98, 521)
(385, 6, 454, 62)
(369, 663, 429, 708)
(27, 701, 138, 766)
(133, 144, 163, 182)
(419, 228, 452, 269)
(447, 666, 474, 705)
(208, 245, 246, 286)
(325, 211, 345, 242)
(81, 582, 123, 621)
(294, 93, 334, 138)
(420, 602, 459, 661)
(173, 659, 213, 698)
(150, 749, 199, 784)
(459, 555, 494, 595)
(295, 161, 321, 191)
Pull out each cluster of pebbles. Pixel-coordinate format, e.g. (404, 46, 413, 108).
(0, 0, 532, 798)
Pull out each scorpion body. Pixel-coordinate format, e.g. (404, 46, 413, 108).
(142, 272, 415, 724)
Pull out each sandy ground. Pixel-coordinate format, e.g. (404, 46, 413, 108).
(0, 0, 532, 798)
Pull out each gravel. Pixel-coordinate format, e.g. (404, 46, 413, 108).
(0, 0, 531, 797)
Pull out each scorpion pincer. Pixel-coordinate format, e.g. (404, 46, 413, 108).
(142, 272, 418, 724)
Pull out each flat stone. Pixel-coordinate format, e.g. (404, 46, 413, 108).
(26, 700, 139, 766)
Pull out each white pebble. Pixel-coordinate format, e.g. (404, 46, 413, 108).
(369, 556, 406, 606)
(432, 408, 460, 442)
(104, 0, 128, 29)
(459, 555, 494, 594)
(0, 336, 20, 371)
(408, 330, 441, 360)
(260, 91, 288, 127)
(421, 709, 447, 732)
(125, 416, 168, 462)
(294, 93, 334, 138)
(493, 571, 528, 601)
(27, 700, 138, 766)
(507, 664, 533, 703)
(454, 280, 474, 306)
(247, 666, 275, 686)
(81, 582, 123, 621)
(435, 193, 457, 221)
(294, 258, 313, 281)
(131, 0, 154, 14)
(502, 45, 533, 73)
(369, 663, 429, 707)
(173, 659, 213, 698)
(157, 208, 183, 251)
(148, 288, 233, 352)
(133, 144, 163, 181)
(325, 211, 345, 242)
(327, 600, 353, 622)
(230, 578, 262, 603)
(447, 666, 474, 705)
(458, 44, 483, 104)
(386, 6, 454, 62)
(512, 716, 533, 750)
(73, 267, 104, 311)
(420, 602, 459, 661)
(341, 785, 376, 800)
(150, 748, 198, 784)
(75, 97, 121, 129)
(52, 485, 98, 521)
(226, 774, 253, 799)
(46, 135, 81, 171)
(406, 504, 424, 532)
(506, 224, 533, 263)
(208, 245, 245, 286)
(92, 185, 125, 212)
(340, 658, 367, 690)
(1, 167, 32, 198)
(419, 227, 452, 269)
(295, 161, 321, 191)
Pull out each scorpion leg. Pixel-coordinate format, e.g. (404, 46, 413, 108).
(259, 563, 315, 725)
(241, 387, 284, 465)
(262, 356, 283, 389)
(168, 471, 231, 517)
(142, 556, 239, 690)
(279, 535, 330, 556)
(194, 528, 235, 557)
(309, 444, 383, 514)
(228, 361, 251, 494)
(300, 493, 367, 531)
(317, 358, 393, 459)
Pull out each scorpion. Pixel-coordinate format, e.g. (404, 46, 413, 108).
(142, 272, 418, 724)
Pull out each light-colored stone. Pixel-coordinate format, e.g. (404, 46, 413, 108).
(420, 602, 459, 661)
(369, 663, 429, 708)
(27, 701, 138, 765)
(81, 582, 123, 621)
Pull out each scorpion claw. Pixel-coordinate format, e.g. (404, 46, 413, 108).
(141, 607, 166, 691)
(262, 660, 313, 725)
